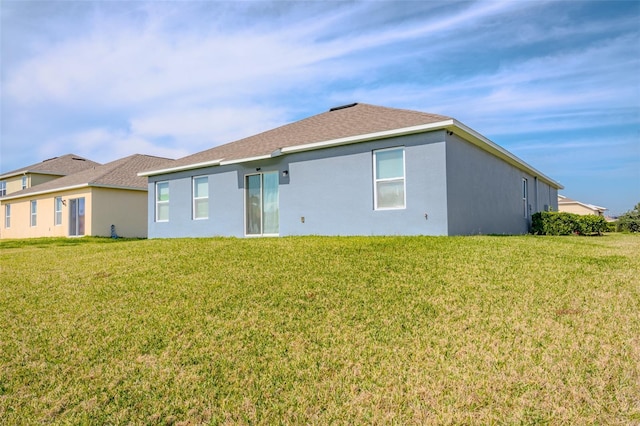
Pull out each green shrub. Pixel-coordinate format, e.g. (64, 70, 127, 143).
(616, 202, 640, 233)
(531, 211, 577, 235)
(531, 211, 608, 235)
(576, 214, 608, 235)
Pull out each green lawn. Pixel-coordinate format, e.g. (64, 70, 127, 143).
(1, 235, 638, 424)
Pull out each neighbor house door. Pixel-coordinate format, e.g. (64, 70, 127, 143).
(245, 172, 279, 236)
(69, 197, 85, 236)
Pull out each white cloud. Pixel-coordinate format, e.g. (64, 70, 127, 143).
(2, 1, 530, 109)
(1, 1, 638, 214)
(130, 106, 289, 150)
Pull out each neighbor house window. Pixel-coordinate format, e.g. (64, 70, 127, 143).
(0, 181, 6, 196)
(193, 176, 209, 220)
(54, 197, 63, 225)
(522, 178, 529, 218)
(156, 181, 169, 222)
(22, 176, 27, 190)
(30, 200, 37, 227)
(373, 147, 406, 210)
(4, 204, 10, 228)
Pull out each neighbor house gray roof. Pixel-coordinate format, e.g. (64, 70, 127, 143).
(0, 153, 101, 179)
(1, 154, 174, 201)
(139, 102, 563, 189)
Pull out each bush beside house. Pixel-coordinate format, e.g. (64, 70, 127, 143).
(531, 211, 608, 235)
(615, 202, 640, 233)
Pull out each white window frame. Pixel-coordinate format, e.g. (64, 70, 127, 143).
(155, 181, 169, 222)
(0, 181, 6, 197)
(22, 176, 27, 190)
(54, 197, 63, 226)
(192, 176, 209, 220)
(373, 147, 406, 210)
(522, 178, 529, 218)
(5, 204, 10, 228)
(30, 200, 37, 227)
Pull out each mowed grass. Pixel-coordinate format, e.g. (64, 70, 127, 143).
(1, 235, 638, 425)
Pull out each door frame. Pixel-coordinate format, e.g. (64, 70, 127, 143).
(68, 197, 86, 236)
(244, 171, 279, 237)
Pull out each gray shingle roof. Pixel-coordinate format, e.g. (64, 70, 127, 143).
(143, 103, 452, 173)
(2, 154, 174, 200)
(0, 154, 101, 179)
(136, 102, 562, 190)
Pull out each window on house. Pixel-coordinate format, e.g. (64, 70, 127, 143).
(156, 182, 169, 222)
(55, 197, 63, 225)
(4, 204, 10, 228)
(522, 178, 528, 218)
(193, 176, 209, 220)
(30, 200, 37, 227)
(22, 176, 27, 190)
(0, 181, 6, 196)
(373, 147, 406, 210)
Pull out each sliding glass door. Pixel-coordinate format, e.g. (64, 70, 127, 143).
(245, 172, 279, 236)
(69, 197, 85, 236)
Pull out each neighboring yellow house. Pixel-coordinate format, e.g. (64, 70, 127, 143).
(557, 195, 607, 216)
(0, 154, 173, 239)
(0, 153, 101, 196)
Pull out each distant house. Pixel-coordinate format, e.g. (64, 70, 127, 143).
(1, 154, 173, 239)
(140, 103, 563, 237)
(0, 153, 100, 197)
(558, 195, 607, 216)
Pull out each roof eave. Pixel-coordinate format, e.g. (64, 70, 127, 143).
(447, 120, 564, 190)
(559, 200, 606, 211)
(0, 183, 146, 201)
(0, 170, 66, 180)
(0, 184, 89, 201)
(280, 120, 455, 154)
(90, 184, 148, 192)
(138, 159, 223, 177)
(219, 154, 273, 166)
(137, 118, 563, 191)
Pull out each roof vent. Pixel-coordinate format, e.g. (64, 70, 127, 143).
(72, 157, 86, 161)
(329, 103, 358, 112)
(42, 157, 58, 162)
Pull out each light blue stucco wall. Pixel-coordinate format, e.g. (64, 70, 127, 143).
(147, 129, 559, 238)
(280, 132, 448, 236)
(148, 131, 450, 238)
(148, 165, 248, 238)
(444, 133, 558, 235)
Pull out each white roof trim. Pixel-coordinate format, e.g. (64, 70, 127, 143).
(0, 183, 147, 201)
(280, 120, 454, 154)
(90, 184, 147, 192)
(219, 154, 272, 166)
(138, 118, 562, 190)
(1, 184, 88, 201)
(449, 119, 563, 189)
(558, 197, 606, 211)
(137, 159, 223, 177)
(0, 170, 65, 180)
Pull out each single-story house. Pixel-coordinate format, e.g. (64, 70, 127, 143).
(140, 103, 563, 237)
(0, 153, 101, 197)
(1, 154, 173, 239)
(557, 195, 607, 216)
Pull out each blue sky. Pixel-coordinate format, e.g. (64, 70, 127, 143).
(1, 1, 638, 215)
